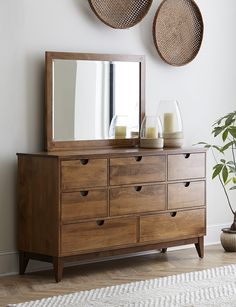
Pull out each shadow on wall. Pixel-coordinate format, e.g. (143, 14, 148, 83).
(139, 0, 165, 63)
(0, 158, 17, 251)
(73, 0, 100, 27)
(0, 55, 45, 254)
(24, 53, 45, 151)
(72, 0, 165, 65)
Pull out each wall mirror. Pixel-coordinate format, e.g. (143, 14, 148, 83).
(45, 52, 145, 151)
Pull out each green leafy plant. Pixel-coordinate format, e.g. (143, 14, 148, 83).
(199, 111, 236, 231)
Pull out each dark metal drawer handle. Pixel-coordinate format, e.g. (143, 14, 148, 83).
(80, 159, 89, 165)
(80, 191, 89, 197)
(170, 212, 177, 217)
(184, 182, 190, 187)
(96, 220, 105, 226)
(134, 186, 142, 192)
(135, 156, 142, 162)
(184, 153, 190, 159)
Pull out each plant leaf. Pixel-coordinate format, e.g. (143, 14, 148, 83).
(213, 163, 223, 169)
(225, 178, 232, 185)
(222, 166, 228, 183)
(212, 145, 223, 153)
(214, 111, 236, 127)
(212, 126, 225, 137)
(193, 142, 211, 148)
(225, 114, 235, 126)
(230, 186, 236, 190)
(229, 127, 236, 138)
(212, 164, 223, 179)
(220, 159, 226, 164)
(221, 141, 234, 152)
(195, 142, 211, 148)
(228, 166, 236, 173)
(214, 115, 228, 126)
(222, 129, 228, 141)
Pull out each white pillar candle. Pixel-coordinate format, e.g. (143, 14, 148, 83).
(115, 126, 127, 139)
(164, 113, 175, 133)
(146, 127, 158, 139)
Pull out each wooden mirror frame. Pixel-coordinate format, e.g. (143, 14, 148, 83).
(45, 51, 145, 152)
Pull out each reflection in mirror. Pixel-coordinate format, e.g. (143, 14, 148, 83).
(53, 60, 140, 141)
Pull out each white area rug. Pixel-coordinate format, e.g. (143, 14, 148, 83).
(8, 264, 236, 307)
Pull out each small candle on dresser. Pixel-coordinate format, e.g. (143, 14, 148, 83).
(164, 113, 175, 133)
(146, 127, 158, 139)
(115, 126, 127, 139)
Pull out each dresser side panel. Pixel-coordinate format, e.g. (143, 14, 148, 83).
(18, 155, 60, 256)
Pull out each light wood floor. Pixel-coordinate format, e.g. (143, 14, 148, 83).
(0, 244, 235, 306)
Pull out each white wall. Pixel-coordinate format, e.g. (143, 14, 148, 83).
(1, 0, 236, 275)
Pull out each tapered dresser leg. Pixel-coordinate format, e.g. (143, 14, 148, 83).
(195, 237, 204, 258)
(53, 257, 64, 282)
(161, 248, 167, 253)
(19, 251, 29, 275)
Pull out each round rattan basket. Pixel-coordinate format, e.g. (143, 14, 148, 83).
(88, 0, 153, 29)
(153, 0, 204, 66)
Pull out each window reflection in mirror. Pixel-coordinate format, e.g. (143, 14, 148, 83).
(53, 60, 140, 141)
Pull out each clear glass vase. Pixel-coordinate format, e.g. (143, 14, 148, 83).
(157, 100, 184, 148)
(140, 115, 163, 148)
(109, 115, 129, 139)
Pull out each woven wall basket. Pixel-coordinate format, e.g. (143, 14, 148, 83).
(153, 0, 204, 66)
(88, 0, 153, 29)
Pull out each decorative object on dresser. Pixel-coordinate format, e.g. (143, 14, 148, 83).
(198, 110, 236, 252)
(140, 115, 164, 148)
(17, 51, 206, 282)
(157, 100, 184, 148)
(109, 115, 129, 139)
(88, 0, 153, 29)
(153, 0, 204, 66)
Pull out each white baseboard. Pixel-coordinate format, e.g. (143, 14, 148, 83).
(0, 251, 19, 276)
(0, 223, 230, 277)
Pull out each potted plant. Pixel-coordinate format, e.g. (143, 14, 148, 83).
(199, 111, 236, 252)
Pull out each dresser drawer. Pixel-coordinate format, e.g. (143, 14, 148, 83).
(110, 156, 166, 185)
(61, 189, 108, 222)
(61, 217, 137, 254)
(110, 184, 166, 216)
(61, 159, 107, 190)
(140, 209, 205, 243)
(168, 181, 205, 210)
(168, 153, 205, 181)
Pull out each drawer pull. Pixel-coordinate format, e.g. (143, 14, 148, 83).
(80, 191, 89, 197)
(184, 153, 190, 159)
(96, 220, 105, 226)
(135, 156, 142, 162)
(134, 186, 142, 192)
(80, 159, 89, 165)
(184, 182, 190, 187)
(170, 212, 177, 217)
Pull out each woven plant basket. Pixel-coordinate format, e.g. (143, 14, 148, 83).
(88, 0, 153, 29)
(153, 0, 204, 66)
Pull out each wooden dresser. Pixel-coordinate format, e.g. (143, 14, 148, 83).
(17, 147, 206, 282)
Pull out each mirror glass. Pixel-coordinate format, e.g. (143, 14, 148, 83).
(53, 59, 140, 141)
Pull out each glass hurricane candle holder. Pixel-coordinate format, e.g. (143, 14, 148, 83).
(140, 115, 163, 148)
(109, 115, 128, 139)
(157, 100, 184, 148)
